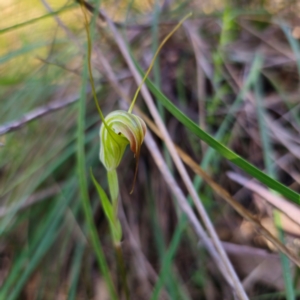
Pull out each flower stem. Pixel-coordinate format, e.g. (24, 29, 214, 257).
(107, 169, 119, 215)
(115, 243, 130, 300)
(128, 12, 192, 113)
(107, 169, 130, 299)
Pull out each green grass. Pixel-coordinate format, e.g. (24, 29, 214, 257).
(140, 65, 300, 205)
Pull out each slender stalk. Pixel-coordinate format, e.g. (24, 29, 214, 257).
(79, 0, 118, 142)
(128, 12, 192, 113)
(107, 169, 119, 214)
(79, 0, 106, 123)
(115, 243, 130, 300)
(107, 169, 130, 300)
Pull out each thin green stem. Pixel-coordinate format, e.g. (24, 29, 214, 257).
(77, 61, 117, 300)
(115, 244, 130, 300)
(128, 12, 192, 113)
(79, 0, 106, 123)
(107, 169, 130, 299)
(107, 169, 119, 214)
(79, 0, 119, 144)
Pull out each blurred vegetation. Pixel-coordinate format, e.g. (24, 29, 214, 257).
(1, 0, 300, 299)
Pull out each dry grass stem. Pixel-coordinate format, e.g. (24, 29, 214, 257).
(176, 150, 300, 267)
(184, 22, 206, 131)
(227, 172, 300, 229)
(144, 131, 232, 283)
(0, 92, 79, 136)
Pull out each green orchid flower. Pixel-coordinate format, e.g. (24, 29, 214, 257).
(99, 110, 147, 193)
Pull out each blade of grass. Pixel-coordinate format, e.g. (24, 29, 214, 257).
(150, 216, 187, 300)
(150, 4, 183, 298)
(139, 65, 300, 206)
(76, 58, 117, 299)
(0, 116, 100, 242)
(281, 22, 300, 76)
(194, 54, 262, 187)
(0, 4, 76, 35)
(0, 40, 65, 64)
(254, 69, 295, 300)
(67, 243, 85, 300)
(0, 179, 75, 299)
(76, 1, 116, 290)
(147, 178, 187, 300)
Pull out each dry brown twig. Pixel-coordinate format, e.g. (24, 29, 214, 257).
(227, 172, 300, 229)
(0, 93, 79, 137)
(178, 151, 300, 267)
(184, 21, 207, 153)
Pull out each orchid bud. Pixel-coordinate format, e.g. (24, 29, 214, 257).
(99, 110, 146, 172)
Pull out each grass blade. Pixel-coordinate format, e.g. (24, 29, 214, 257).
(76, 58, 117, 300)
(138, 65, 300, 206)
(0, 4, 76, 35)
(255, 60, 295, 300)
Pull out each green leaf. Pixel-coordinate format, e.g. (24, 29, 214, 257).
(136, 65, 300, 206)
(90, 169, 122, 243)
(90, 169, 114, 225)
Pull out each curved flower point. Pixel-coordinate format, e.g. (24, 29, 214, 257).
(100, 110, 147, 193)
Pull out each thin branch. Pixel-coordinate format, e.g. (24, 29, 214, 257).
(227, 172, 300, 230)
(177, 151, 300, 268)
(184, 22, 206, 132)
(0, 93, 79, 137)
